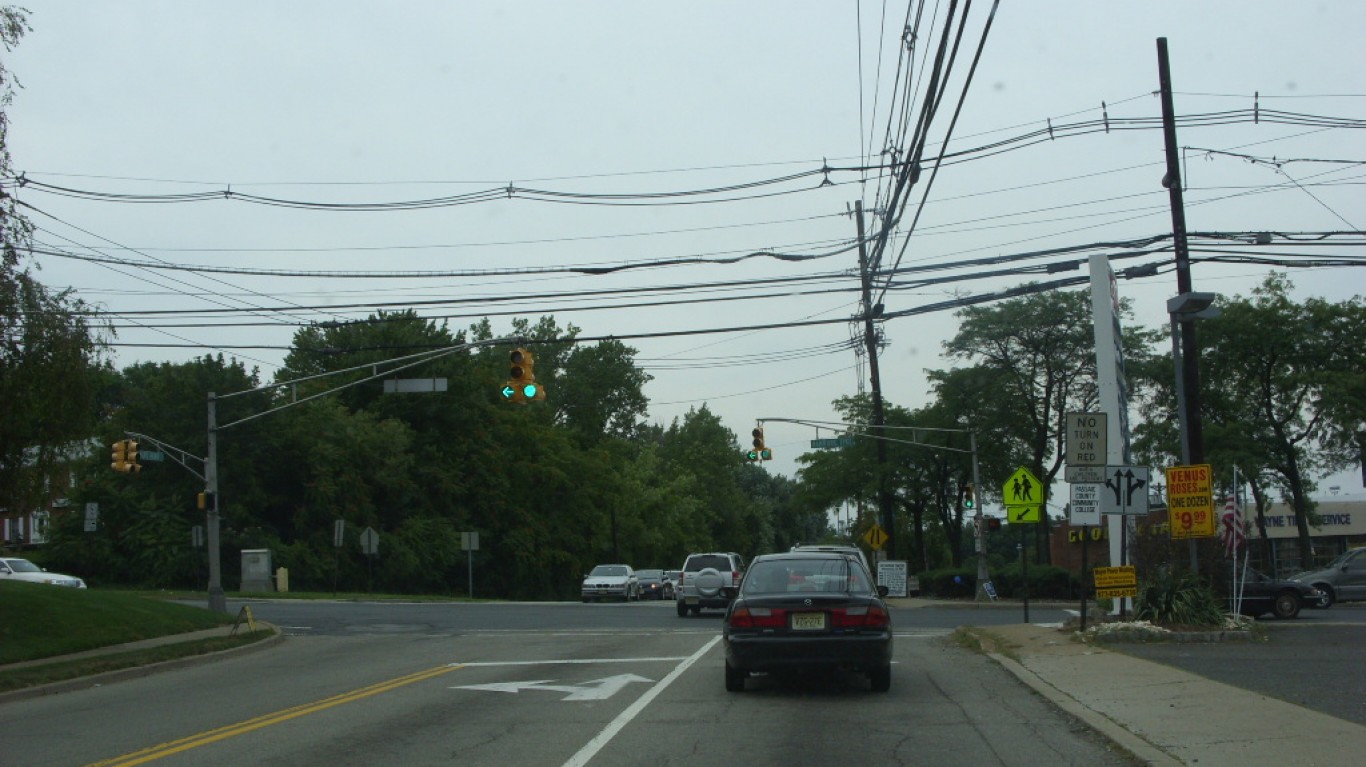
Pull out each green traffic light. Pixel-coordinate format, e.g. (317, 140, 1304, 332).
(522, 383, 538, 398)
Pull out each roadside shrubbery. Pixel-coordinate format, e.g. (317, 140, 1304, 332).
(917, 563, 1078, 599)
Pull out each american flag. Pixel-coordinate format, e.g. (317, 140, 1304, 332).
(1220, 494, 1246, 556)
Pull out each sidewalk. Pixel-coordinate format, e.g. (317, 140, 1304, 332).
(967, 622, 1366, 766)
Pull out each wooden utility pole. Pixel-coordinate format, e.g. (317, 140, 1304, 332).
(855, 200, 895, 559)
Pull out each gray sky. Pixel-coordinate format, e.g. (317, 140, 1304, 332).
(9, 2, 1365, 500)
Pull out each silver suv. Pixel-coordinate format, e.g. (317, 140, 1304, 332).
(676, 552, 746, 617)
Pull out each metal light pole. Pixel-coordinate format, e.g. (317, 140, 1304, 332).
(1167, 293, 1219, 572)
(205, 392, 226, 613)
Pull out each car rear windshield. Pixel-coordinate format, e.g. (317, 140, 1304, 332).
(741, 558, 873, 595)
(685, 555, 734, 572)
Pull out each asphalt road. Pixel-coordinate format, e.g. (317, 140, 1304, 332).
(3, 600, 1136, 767)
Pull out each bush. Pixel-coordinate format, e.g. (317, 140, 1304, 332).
(1133, 568, 1225, 628)
(992, 564, 1077, 599)
(917, 567, 977, 598)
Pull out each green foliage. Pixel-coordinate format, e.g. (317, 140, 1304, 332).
(991, 563, 1076, 600)
(917, 567, 978, 598)
(1133, 568, 1226, 628)
(0, 580, 230, 664)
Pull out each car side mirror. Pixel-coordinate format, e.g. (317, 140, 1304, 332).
(877, 585, 890, 598)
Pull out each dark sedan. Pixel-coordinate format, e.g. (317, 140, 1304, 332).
(1231, 569, 1325, 619)
(635, 569, 674, 600)
(722, 551, 892, 693)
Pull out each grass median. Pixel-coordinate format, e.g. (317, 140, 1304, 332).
(0, 581, 270, 693)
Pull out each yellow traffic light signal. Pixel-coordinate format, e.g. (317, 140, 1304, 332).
(503, 347, 546, 404)
(110, 439, 141, 473)
(750, 427, 772, 461)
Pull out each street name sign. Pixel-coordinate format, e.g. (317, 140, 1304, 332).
(810, 436, 855, 449)
(1166, 464, 1215, 539)
(1065, 412, 1107, 466)
(1002, 466, 1044, 523)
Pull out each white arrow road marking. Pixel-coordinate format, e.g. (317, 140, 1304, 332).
(454, 674, 654, 701)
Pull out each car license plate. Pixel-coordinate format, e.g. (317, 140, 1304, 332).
(791, 612, 825, 631)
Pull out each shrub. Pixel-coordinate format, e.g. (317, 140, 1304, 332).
(1133, 568, 1225, 627)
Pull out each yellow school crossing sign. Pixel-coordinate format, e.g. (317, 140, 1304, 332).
(862, 522, 889, 551)
(1002, 466, 1044, 524)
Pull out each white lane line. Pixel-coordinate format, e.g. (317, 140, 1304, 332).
(560, 635, 722, 767)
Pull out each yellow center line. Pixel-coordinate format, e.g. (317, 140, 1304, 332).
(88, 664, 465, 767)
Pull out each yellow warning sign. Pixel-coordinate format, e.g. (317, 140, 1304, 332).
(1002, 466, 1044, 524)
(863, 523, 889, 552)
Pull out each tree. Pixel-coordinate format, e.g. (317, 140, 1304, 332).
(937, 289, 1101, 564)
(1136, 274, 1365, 569)
(0, 8, 108, 516)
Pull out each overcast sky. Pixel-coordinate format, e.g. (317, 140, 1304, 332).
(8, 2, 1364, 502)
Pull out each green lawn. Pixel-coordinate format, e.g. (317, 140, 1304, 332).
(0, 581, 233, 665)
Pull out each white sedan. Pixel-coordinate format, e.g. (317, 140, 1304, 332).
(0, 557, 87, 588)
(581, 564, 639, 602)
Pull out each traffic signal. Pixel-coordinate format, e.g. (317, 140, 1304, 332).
(964, 483, 975, 510)
(503, 347, 546, 404)
(751, 427, 772, 461)
(110, 439, 141, 473)
(986, 517, 1002, 532)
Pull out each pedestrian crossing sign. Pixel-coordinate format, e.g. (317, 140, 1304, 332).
(1002, 466, 1044, 524)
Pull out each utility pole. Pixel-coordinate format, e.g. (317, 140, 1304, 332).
(205, 392, 226, 613)
(1158, 37, 1205, 572)
(855, 200, 895, 560)
(971, 432, 991, 601)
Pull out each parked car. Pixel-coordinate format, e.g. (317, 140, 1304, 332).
(635, 569, 674, 600)
(723, 551, 892, 692)
(1291, 547, 1366, 607)
(1232, 569, 1324, 619)
(581, 564, 638, 602)
(0, 557, 87, 589)
(676, 552, 745, 617)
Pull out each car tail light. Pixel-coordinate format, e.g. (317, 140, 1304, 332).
(731, 570, 740, 587)
(729, 605, 785, 629)
(830, 604, 890, 629)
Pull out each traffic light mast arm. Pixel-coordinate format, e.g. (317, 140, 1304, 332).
(123, 432, 206, 481)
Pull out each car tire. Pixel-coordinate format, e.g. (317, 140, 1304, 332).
(676, 600, 688, 617)
(1272, 591, 1301, 619)
(725, 662, 746, 692)
(689, 606, 701, 616)
(1313, 585, 1335, 608)
(869, 664, 891, 693)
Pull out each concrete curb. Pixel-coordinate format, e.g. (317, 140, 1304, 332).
(0, 623, 284, 704)
(984, 648, 1182, 767)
